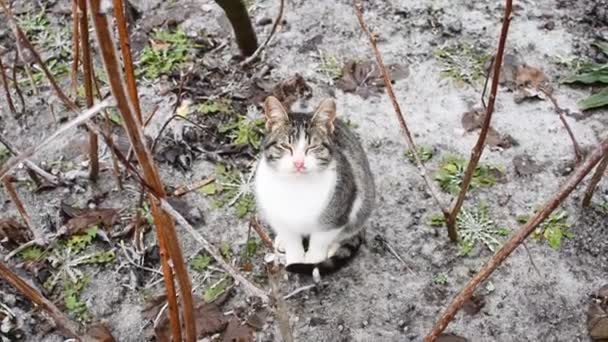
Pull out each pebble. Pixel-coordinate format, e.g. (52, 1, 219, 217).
(257, 17, 272, 26)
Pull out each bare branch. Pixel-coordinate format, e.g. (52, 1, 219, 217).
(446, 0, 513, 241)
(214, 0, 258, 56)
(0, 98, 113, 182)
(424, 136, 608, 341)
(353, 0, 449, 222)
(240, 0, 285, 66)
(542, 89, 583, 163)
(582, 153, 608, 207)
(0, 261, 81, 338)
(0, 56, 17, 116)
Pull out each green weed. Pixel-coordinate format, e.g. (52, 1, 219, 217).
(317, 52, 342, 80)
(457, 203, 509, 256)
(562, 42, 608, 110)
(434, 42, 491, 84)
(433, 273, 448, 286)
(203, 278, 231, 303)
(219, 115, 265, 150)
(405, 145, 434, 164)
(200, 164, 256, 218)
(138, 29, 197, 79)
(435, 154, 503, 195)
(191, 253, 212, 272)
(520, 211, 572, 250)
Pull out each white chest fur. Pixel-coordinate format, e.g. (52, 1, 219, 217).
(254, 159, 337, 235)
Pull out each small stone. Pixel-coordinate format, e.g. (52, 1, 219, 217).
(446, 19, 463, 33)
(257, 17, 272, 26)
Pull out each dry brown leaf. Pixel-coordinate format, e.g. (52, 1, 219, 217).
(501, 54, 552, 103)
(462, 294, 486, 315)
(83, 323, 115, 342)
(60, 203, 119, 236)
(222, 316, 254, 342)
(461, 109, 485, 132)
(251, 74, 312, 110)
(437, 333, 468, 342)
(588, 284, 608, 340)
(149, 295, 230, 340)
(337, 60, 408, 99)
(486, 127, 518, 149)
(0, 218, 32, 247)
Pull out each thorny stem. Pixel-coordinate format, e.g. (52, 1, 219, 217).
(446, 0, 513, 241)
(425, 136, 608, 341)
(582, 152, 608, 207)
(353, 0, 449, 220)
(1, 177, 43, 242)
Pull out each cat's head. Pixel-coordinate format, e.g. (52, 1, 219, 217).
(261, 96, 337, 175)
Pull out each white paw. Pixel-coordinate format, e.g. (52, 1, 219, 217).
(327, 242, 341, 258)
(274, 235, 286, 254)
(285, 248, 306, 265)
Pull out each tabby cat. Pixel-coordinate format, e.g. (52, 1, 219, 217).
(254, 96, 375, 275)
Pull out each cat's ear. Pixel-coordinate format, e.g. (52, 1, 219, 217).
(263, 96, 289, 131)
(312, 98, 337, 133)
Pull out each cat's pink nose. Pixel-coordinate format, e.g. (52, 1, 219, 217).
(293, 159, 305, 171)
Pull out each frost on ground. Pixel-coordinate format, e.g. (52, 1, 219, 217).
(0, 0, 607, 341)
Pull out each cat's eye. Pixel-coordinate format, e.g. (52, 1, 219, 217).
(306, 145, 321, 153)
(279, 143, 293, 153)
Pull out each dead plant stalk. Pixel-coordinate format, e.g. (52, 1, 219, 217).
(446, 0, 513, 241)
(425, 136, 608, 341)
(87, 1, 196, 340)
(582, 153, 608, 207)
(352, 0, 449, 222)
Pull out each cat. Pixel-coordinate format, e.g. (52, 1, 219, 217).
(254, 96, 375, 276)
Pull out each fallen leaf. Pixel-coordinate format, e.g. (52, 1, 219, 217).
(463, 294, 486, 315)
(245, 307, 270, 330)
(166, 197, 204, 225)
(0, 218, 32, 247)
(501, 54, 552, 103)
(487, 127, 518, 149)
(146, 294, 231, 340)
(336, 60, 408, 99)
(588, 284, 608, 341)
(83, 323, 115, 342)
(60, 203, 119, 236)
(461, 109, 485, 132)
(222, 316, 254, 342)
(437, 333, 468, 342)
(513, 154, 542, 177)
(460, 110, 516, 149)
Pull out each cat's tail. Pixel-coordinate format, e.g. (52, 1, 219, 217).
(285, 231, 364, 277)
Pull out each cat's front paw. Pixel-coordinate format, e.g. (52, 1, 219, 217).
(274, 235, 286, 254)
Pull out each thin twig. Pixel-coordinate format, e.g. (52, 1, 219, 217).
(173, 177, 215, 197)
(353, 1, 449, 220)
(542, 89, 583, 163)
(113, 0, 142, 123)
(0, 56, 17, 116)
(0, 261, 81, 338)
(446, 0, 513, 241)
(87, 2, 196, 339)
(0, 135, 59, 185)
(424, 136, 608, 341)
(250, 217, 273, 250)
(582, 153, 608, 207)
(0, 98, 113, 182)
(159, 199, 270, 302)
(1, 177, 44, 242)
(71, 0, 80, 96)
(267, 262, 294, 342)
(10, 60, 26, 111)
(240, 0, 285, 67)
(283, 284, 316, 300)
(78, 0, 100, 182)
(0, 0, 75, 109)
